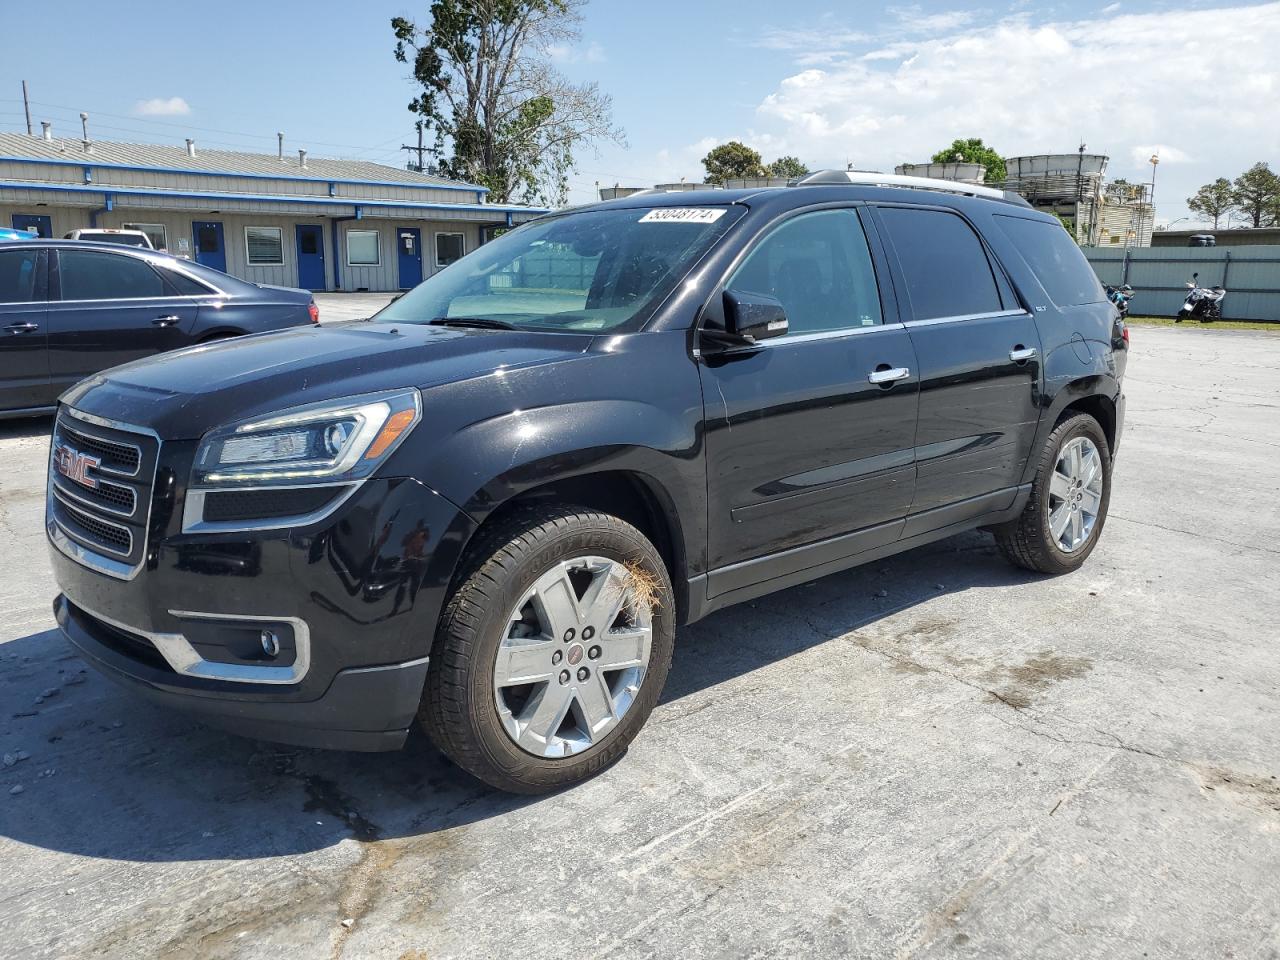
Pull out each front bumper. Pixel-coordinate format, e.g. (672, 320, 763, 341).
(56, 594, 428, 750)
(49, 444, 476, 750)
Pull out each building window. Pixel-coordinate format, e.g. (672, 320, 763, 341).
(347, 229, 381, 266)
(123, 222, 167, 252)
(435, 232, 465, 267)
(245, 226, 284, 265)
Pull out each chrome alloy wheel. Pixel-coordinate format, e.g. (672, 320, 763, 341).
(493, 556, 653, 758)
(1049, 436, 1104, 553)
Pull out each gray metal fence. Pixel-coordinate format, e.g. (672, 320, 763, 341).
(1084, 245, 1280, 321)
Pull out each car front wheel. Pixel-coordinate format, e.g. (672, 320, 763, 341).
(420, 504, 675, 793)
(993, 413, 1112, 575)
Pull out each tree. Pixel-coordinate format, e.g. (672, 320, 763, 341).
(929, 137, 1006, 183)
(392, 2, 623, 206)
(1231, 162, 1280, 228)
(767, 155, 809, 179)
(702, 141, 765, 184)
(1187, 178, 1234, 229)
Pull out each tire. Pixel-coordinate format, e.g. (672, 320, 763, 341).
(992, 413, 1112, 575)
(420, 504, 675, 794)
(1175, 310, 1189, 323)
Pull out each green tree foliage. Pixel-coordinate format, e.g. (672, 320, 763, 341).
(930, 137, 1007, 183)
(1186, 178, 1234, 229)
(767, 155, 810, 179)
(702, 141, 766, 184)
(1231, 162, 1280, 228)
(392, 1, 623, 205)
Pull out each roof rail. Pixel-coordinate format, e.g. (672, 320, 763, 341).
(794, 169, 1031, 207)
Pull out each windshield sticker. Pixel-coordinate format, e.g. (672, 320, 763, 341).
(638, 208, 727, 224)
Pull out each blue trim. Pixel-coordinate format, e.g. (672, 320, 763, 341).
(0, 154, 490, 196)
(0, 180, 545, 216)
(328, 182, 336, 197)
(82, 166, 92, 184)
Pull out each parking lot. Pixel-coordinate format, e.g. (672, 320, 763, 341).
(2, 325, 1278, 959)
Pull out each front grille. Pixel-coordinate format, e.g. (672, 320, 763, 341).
(58, 423, 141, 475)
(48, 412, 160, 577)
(54, 493, 133, 555)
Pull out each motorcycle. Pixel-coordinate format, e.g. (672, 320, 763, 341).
(1176, 272, 1226, 323)
(1104, 283, 1133, 319)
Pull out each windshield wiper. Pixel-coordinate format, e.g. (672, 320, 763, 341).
(426, 317, 519, 331)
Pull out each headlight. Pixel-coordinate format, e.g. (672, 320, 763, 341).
(191, 389, 421, 487)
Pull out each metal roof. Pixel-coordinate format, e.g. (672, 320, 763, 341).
(0, 132, 484, 190)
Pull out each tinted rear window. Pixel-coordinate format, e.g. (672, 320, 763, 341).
(877, 207, 1003, 320)
(59, 250, 167, 300)
(994, 215, 1105, 307)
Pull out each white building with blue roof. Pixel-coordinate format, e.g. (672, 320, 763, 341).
(0, 130, 545, 292)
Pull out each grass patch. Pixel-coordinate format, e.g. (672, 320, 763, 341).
(1127, 315, 1280, 332)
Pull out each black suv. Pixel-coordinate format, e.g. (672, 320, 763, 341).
(48, 173, 1126, 793)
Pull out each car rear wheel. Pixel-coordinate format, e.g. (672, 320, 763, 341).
(993, 413, 1112, 575)
(420, 504, 675, 794)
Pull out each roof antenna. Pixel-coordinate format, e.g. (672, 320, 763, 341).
(80, 112, 92, 153)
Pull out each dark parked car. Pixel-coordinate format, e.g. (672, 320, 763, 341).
(0, 240, 318, 417)
(48, 172, 1126, 794)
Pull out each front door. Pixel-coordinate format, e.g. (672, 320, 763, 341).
(0, 247, 52, 411)
(870, 204, 1044, 519)
(396, 227, 423, 289)
(192, 221, 226, 273)
(47, 248, 197, 393)
(295, 224, 326, 291)
(699, 207, 920, 597)
(12, 214, 52, 238)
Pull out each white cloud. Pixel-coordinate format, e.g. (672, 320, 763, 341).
(1101, 2, 1122, 12)
(888, 6, 982, 33)
(547, 40, 606, 64)
(754, 3, 1280, 217)
(133, 96, 191, 116)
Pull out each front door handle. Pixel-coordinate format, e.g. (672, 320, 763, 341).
(868, 365, 911, 384)
(1009, 346, 1038, 362)
(152, 315, 182, 327)
(4, 321, 39, 334)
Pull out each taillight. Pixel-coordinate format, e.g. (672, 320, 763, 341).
(1121, 323, 1129, 345)
(307, 300, 320, 324)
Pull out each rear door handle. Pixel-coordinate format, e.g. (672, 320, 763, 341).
(4, 321, 39, 334)
(868, 366, 911, 384)
(152, 315, 182, 327)
(1009, 346, 1038, 362)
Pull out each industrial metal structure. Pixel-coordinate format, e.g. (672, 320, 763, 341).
(894, 162, 986, 185)
(998, 153, 1155, 248)
(0, 130, 544, 292)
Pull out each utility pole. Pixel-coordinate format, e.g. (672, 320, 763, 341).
(21, 80, 32, 135)
(1147, 153, 1160, 247)
(401, 121, 427, 172)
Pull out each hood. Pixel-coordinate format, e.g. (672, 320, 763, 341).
(61, 321, 594, 439)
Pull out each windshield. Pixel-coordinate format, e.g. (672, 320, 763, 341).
(375, 205, 743, 333)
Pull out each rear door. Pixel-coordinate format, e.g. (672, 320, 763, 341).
(699, 206, 919, 596)
(0, 247, 53, 411)
(295, 224, 326, 290)
(871, 204, 1043, 523)
(47, 249, 198, 391)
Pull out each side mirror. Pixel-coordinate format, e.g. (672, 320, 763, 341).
(720, 289, 788, 345)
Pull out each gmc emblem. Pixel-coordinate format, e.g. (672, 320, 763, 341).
(53, 443, 101, 490)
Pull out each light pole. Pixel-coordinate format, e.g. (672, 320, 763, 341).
(1146, 153, 1160, 245)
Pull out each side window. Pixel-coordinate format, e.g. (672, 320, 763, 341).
(0, 249, 39, 303)
(993, 215, 1105, 307)
(58, 251, 167, 301)
(163, 269, 216, 296)
(726, 209, 882, 335)
(877, 207, 1003, 321)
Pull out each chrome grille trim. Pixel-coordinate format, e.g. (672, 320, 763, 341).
(47, 410, 160, 581)
(51, 489, 134, 557)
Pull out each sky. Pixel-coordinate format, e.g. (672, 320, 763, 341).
(1, 0, 1277, 226)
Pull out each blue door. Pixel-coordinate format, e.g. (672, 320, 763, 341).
(295, 224, 326, 290)
(396, 227, 423, 289)
(192, 220, 226, 273)
(12, 214, 52, 238)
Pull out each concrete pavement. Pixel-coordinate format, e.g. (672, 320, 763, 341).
(1, 325, 1278, 959)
